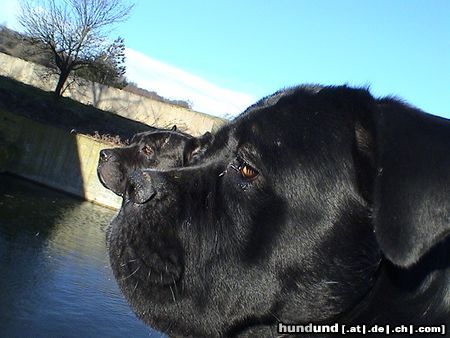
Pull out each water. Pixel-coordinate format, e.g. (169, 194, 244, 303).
(0, 175, 165, 338)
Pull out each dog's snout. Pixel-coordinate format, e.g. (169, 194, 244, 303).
(127, 170, 156, 204)
(99, 149, 115, 162)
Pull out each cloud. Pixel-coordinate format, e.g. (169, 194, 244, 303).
(125, 48, 256, 118)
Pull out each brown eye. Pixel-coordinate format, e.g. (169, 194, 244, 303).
(141, 145, 154, 156)
(239, 163, 258, 179)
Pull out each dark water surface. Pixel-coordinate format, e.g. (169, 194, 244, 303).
(0, 175, 164, 338)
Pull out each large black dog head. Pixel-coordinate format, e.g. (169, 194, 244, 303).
(97, 126, 212, 197)
(107, 86, 450, 336)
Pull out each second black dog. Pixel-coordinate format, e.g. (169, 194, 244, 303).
(97, 126, 212, 198)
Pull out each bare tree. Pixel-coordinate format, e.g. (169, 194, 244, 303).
(18, 0, 133, 97)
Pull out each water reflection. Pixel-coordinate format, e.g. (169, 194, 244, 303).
(0, 175, 164, 337)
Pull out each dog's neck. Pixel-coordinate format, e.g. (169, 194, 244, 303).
(344, 235, 450, 326)
(232, 240, 449, 338)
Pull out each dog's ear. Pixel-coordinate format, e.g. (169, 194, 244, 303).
(183, 132, 214, 164)
(171, 125, 177, 131)
(368, 100, 450, 267)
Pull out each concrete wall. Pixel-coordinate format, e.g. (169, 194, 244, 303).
(0, 110, 122, 209)
(0, 52, 226, 136)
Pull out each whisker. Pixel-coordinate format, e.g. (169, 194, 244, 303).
(121, 266, 140, 280)
(131, 280, 139, 296)
(120, 258, 137, 267)
(169, 285, 177, 304)
(171, 276, 179, 296)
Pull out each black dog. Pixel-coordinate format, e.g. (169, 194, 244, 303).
(97, 126, 212, 198)
(106, 86, 450, 337)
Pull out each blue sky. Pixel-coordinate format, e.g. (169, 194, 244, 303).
(1, 0, 449, 118)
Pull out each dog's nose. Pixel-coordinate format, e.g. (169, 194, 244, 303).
(127, 170, 156, 204)
(99, 149, 114, 162)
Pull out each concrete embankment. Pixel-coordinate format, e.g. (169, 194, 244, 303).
(0, 110, 122, 209)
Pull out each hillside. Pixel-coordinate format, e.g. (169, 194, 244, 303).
(0, 25, 54, 68)
(0, 75, 155, 143)
(0, 25, 191, 109)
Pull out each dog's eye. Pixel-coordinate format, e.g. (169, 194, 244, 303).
(141, 145, 154, 156)
(239, 163, 258, 180)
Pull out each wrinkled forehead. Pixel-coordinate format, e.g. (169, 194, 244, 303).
(131, 130, 190, 145)
(199, 111, 288, 166)
(130, 131, 152, 144)
(233, 109, 293, 155)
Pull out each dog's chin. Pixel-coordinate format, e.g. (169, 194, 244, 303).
(108, 211, 184, 290)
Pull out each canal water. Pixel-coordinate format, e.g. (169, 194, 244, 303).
(0, 175, 165, 338)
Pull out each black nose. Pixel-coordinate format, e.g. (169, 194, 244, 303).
(127, 170, 156, 204)
(99, 149, 114, 162)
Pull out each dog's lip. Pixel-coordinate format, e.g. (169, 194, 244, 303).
(97, 165, 125, 197)
(97, 166, 107, 186)
(97, 166, 112, 191)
